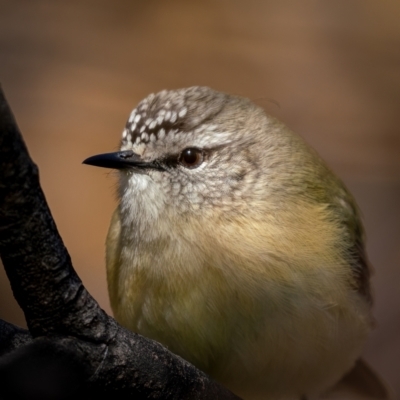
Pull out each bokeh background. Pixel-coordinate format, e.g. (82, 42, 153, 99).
(0, 0, 399, 396)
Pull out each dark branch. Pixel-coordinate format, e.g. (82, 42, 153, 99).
(0, 319, 31, 357)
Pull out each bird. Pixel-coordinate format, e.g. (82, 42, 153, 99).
(83, 86, 373, 399)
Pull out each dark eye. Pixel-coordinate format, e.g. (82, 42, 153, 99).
(178, 148, 204, 169)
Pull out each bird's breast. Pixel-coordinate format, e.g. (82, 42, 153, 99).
(107, 203, 372, 398)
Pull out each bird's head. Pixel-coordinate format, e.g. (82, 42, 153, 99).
(83, 86, 297, 218)
(84, 86, 350, 232)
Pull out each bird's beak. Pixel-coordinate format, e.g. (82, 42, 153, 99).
(83, 150, 157, 170)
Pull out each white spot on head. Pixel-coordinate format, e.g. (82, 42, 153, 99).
(128, 112, 136, 123)
(165, 111, 172, 121)
(134, 114, 141, 123)
(145, 118, 152, 126)
(130, 123, 136, 132)
(135, 136, 141, 144)
(149, 120, 157, 130)
(159, 128, 166, 140)
(141, 132, 149, 141)
(170, 111, 177, 123)
(157, 115, 164, 125)
(140, 101, 149, 111)
(169, 129, 175, 140)
(122, 129, 127, 138)
(178, 107, 187, 118)
(150, 133, 156, 142)
(140, 125, 146, 133)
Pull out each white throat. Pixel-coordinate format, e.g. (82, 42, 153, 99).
(119, 172, 167, 242)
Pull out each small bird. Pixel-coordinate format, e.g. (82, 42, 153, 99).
(84, 87, 373, 399)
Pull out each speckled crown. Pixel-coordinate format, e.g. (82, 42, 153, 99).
(121, 86, 228, 148)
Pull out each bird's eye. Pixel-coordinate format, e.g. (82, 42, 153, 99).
(178, 148, 204, 169)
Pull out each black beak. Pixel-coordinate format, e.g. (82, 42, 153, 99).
(83, 150, 161, 170)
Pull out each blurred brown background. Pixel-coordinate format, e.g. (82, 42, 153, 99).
(0, 0, 399, 396)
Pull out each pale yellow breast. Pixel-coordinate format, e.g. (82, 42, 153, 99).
(106, 203, 372, 398)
